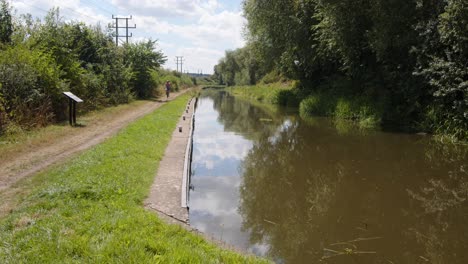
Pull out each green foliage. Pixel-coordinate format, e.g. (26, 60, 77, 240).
(213, 0, 468, 140)
(273, 89, 300, 107)
(213, 45, 262, 86)
(260, 69, 284, 84)
(299, 95, 331, 117)
(0, 45, 64, 128)
(0, 8, 184, 135)
(227, 82, 294, 105)
(413, 0, 468, 140)
(157, 70, 194, 93)
(124, 40, 167, 98)
(0, 0, 12, 44)
(299, 91, 382, 130)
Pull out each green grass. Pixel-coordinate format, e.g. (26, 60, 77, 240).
(0, 94, 267, 263)
(225, 82, 382, 130)
(226, 82, 295, 105)
(299, 93, 382, 130)
(0, 100, 151, 161)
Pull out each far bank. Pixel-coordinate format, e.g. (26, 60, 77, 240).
(224, 82, 467, 143)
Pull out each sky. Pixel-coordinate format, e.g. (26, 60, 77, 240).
(10, 0, 247, 74)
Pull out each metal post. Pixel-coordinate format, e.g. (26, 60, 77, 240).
(69, 98, 73, 126)
(115, 16, 119, 46)
(126, 18, 129, 44)
(72, 101, 77, 125)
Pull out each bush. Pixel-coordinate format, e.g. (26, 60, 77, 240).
(299, 94, 335, 117)
(273, 89, 300, 107)
(159, 70, 194, 92)
(334, 99, 354, 119)
(124, 40, 166, 99)
(299, 93, 382, 129)
(260, 69, 284, 84)
(0, 45, 64, 131)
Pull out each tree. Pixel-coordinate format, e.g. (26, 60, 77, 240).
(0, 0, 13, 44)
(124, 40, 167, 98)
(410, 0, 467, 139)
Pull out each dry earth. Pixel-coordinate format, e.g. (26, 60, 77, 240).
(0, 90, 187, 192)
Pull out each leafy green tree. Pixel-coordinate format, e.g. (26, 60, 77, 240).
(124, 40, 167, 98)
(0, 0, 13, 44)
(243, 0, 297, 74)
(415, 0, 468, 139)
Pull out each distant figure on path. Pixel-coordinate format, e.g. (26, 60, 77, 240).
(165, 80, 171, 100)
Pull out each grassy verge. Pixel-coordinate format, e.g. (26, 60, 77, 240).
(0, 100, 151, 162)
(225, 82, 466, 141)
(299, 92, 382, 130)
(226, 82, 295, 105)
(225, 82, 382, 130)
(0, 94, 267, 263)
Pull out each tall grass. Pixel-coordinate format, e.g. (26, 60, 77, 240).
(226, 81, 382, 130)
(226, 82, 295, 104)
(299, 92, 382, 130)
(0, 94, 266, 263)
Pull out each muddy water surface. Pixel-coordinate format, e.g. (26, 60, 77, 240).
(189, 90, 468, 264)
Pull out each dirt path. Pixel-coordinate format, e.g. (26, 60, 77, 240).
(0, 90, 188, 192)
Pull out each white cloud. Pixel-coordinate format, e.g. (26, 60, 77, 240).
(111, 0, 218, 18)
(185, 11, 246, 47)
(11, 0, 246, 74)
(13, 0, 109, 25)
(134, 9, 246, 73)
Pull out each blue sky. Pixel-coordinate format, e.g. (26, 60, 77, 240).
(11, 0, 246, 74)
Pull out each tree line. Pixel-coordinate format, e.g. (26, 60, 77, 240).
(213, 0, 467, 140)
(0, 1, 193, 135)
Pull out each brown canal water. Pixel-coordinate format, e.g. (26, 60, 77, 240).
(189, 90, 468, 264)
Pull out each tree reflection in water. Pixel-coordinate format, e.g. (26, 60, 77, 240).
(406, 143, 468, 264)
(195, 90, 468, 264)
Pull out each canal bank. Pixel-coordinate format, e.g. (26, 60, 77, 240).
(0, 92, 266, 263)
(144, 97, 196, 223)
(143, 95, 255, 255)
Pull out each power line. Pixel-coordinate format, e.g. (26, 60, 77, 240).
(49, 0, 100, 21)
(20, 1, 99, 22)
(175, 56, 185, 73)
(81, 0, 114, 16)
(15, 1, 51, 15)
(110, 15, 136, 46)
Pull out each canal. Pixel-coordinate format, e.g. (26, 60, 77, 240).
(189, 90, 468, 263)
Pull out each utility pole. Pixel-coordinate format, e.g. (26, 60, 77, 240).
(111, 15, 136, 46)
(175, 56, 185, 73)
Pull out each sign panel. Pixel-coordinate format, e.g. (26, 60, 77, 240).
(63, 92, 84, 103)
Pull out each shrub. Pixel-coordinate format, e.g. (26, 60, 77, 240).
(0, 45, 64, 130)
(299, 93, 382, 129)
(334, 99, 354, 119)
(273, 89, 300, 107)
(260, 69, 283, 84)
(159, 70, 194, 92)
(124, 40, 166, 99)
(299, 94, 335, 117)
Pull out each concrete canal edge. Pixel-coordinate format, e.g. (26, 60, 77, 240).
(181, 98, 195, 209)
(145, 97, 196, 223)
(144, 96, 256, 256)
